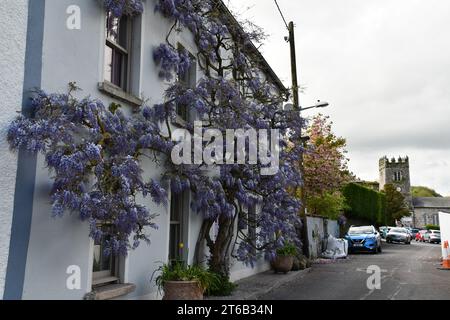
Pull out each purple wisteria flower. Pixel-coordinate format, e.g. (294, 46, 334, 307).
(103, 0, 144, 18)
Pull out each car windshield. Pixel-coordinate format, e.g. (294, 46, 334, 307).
(348, 227, 374, 234)
(432, 231, 440, 234)
(390, 228, 406, 233)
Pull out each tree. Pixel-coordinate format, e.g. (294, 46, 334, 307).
(383, 184, 410, 222)
(306, 192, 347, 219)
(302, 114, 351, 218)
(411, 186, 442, 198)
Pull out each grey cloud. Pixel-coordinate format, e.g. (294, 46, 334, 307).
(229, 0, 450, 195)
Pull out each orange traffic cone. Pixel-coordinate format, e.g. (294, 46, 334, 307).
(443, 259, 450, 269)
(442, 241, 450, 270)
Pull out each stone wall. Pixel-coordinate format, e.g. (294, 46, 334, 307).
(305, 216, 339, 259)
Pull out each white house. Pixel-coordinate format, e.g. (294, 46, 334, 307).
(0, 0, 288, 300)
(0, 0, 29, 299)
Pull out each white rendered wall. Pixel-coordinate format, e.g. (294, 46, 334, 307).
(0, 0, 28, 299)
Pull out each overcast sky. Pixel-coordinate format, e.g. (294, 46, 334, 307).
(228, 0, 450, 196)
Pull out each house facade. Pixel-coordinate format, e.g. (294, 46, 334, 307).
(0, 0, 29, 299)
(413, 198, 450, 228)
(1, 0, 287, 300)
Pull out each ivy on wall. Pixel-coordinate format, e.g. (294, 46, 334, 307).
(343, 183, 388, 226)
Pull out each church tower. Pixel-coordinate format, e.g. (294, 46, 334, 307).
(379, 156, 413, 209)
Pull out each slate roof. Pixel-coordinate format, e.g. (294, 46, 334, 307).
(413, 197, 450, 208)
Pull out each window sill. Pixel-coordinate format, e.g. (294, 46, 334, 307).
(85, 283, 136, 300)
(98, 81, 143, 107)
(92, 276, 119, 287)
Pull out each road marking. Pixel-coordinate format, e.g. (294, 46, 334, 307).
(356, 268, 388, 273)
(388, 285, 402, 300)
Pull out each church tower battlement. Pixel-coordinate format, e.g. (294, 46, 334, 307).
(379, 156, 412, 209)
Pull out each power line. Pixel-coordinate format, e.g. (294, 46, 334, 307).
(274, 0, 289, 31)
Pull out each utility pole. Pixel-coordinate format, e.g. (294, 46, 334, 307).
(288, 21, 304, 216)
(288, 21, 309, 257)
(289, 22, 300, 111)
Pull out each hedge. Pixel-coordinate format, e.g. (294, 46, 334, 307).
(342, 183, 388, 225)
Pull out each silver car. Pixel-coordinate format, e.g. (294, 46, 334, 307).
(386, 227, 411, 244)
(428, 230, 441, 244)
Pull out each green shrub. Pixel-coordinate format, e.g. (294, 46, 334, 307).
(205, 273, 237, 297)
(276, 243, 298, 257)
(154, 262, 219, 293)
(425, 224, 440, 230)
(342, 183, 388, 225)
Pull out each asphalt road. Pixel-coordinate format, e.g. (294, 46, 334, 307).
(261, 241, 450, 300)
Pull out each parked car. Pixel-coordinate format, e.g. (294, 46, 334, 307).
(379, 226, 388, 239)
(379, 226, 393, 239)
(428, 230, 441, 244)
(386, 227, 411, 244)
(416, 229, 430, 242)
(408, 228, 420, 239)
(345, 226, 382, 254)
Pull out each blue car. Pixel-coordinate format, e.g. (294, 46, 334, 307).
(345, 225, 382, 254)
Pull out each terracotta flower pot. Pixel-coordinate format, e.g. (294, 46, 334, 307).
(162, 281, 204, 300)
(271, 255, 294, 274)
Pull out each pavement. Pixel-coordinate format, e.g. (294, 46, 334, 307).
(261, 241, 450, 300)
(206, 267, 312, 300)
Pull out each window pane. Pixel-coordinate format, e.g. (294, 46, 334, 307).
(110, 50, 128, 89)
(106, 13, 120, 42)
(106, 13, 128, 48)
(118, 16, 129, 48)
(177, 49, 196, 122)
(170, 193, 182, 222)
(169, 224, 181, 261)
(93, 234, 114, 273)
(104, 45, 113, 83)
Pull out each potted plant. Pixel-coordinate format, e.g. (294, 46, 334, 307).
(154, 261, 218, 300)
(271, 243, 298, 274)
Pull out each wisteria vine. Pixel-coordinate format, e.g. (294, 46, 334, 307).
(103, 0, 144, 18)
(152, 0, 304, 270)
(7, 0, 305, 269)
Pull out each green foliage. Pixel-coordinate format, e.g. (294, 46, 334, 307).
(425, 224, 440, 230)
(411, 186, 443, 198)
(154, 262, 219, 292)
(205, 273, 237, 297)
(383, 184, 410, 222)
(276, 243, 298, 257)
(306, 191, 347, 219)
(342, 183, 387, 225)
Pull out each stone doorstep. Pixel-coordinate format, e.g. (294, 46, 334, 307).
(89, 283, 136, 300)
